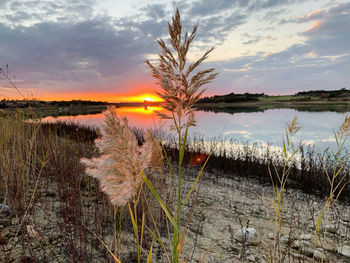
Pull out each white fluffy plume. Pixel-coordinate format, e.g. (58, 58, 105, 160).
(81, 106, 162, 207)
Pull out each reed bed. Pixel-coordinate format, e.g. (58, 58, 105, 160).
(159, 133, 350, 200)
(0, 116, 173, 262)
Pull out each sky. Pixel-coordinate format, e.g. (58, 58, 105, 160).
(0, 0, 349, 101)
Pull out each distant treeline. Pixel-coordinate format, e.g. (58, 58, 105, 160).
(295, 88, 350, 98)
(0, 99, 108, 108)
(198, 92, 265, 103)
(47, 100, 109, 107)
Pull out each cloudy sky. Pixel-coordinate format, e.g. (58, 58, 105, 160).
(0, 0, 349, 101)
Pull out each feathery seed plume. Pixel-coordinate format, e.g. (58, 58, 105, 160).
(145, 9, 217, 132)
(286, 115, 301, 136)
(338, 115, 350, 138)
(81, 106, 162, 207)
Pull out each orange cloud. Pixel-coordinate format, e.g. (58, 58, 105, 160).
(306, 21, 321, 32)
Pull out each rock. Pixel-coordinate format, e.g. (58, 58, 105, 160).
(338, 245, 350, 258)
(291, 240, 301, 249)
(280, 235, 291, 245)
(299, 242, 314, 257)
(340, 219, 350, 227)
(325, 224, 336, 234)
(322, 243, 336, 252)
(292, 252, 308, 260)
(298, 234, 312, 240)
(267, 232, 274, 240)
(234, 227, 259, 245)
(314, 249, 327, 261)
(247, 255, 256, 262)
(0, 204, 9, 214)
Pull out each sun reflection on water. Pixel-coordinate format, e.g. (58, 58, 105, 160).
(42, 106, 167, 129)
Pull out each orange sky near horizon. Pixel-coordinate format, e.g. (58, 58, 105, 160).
(35, 92, 163, 103)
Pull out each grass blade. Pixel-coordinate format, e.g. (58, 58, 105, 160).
(141, 171, 178, 231)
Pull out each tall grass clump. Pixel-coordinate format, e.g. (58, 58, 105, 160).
(0, 66, 46, 214)
(0, 113, 45, 213)
(314, 116, 350, 251)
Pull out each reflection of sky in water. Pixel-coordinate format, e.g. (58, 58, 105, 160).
(42, 108, 350, 151)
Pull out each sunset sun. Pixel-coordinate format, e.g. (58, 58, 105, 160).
(136, 94, 163, 102)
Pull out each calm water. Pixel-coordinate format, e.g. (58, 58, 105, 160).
(42, 106, 349, 151)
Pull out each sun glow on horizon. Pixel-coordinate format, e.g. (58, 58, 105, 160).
(131, 94, 163, 102)
(33, 92, 163, 103)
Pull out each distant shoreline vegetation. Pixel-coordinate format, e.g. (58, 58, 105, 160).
(1, 87, 350, 112)
(198, 92, 264, 103)
(0, 99, 163, 116)
(197, 87, 350, 104)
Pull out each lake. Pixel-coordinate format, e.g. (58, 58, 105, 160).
(41, 106, 350, 152)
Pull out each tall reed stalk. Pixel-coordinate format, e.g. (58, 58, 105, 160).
(144, 9, 217, 262)
(268, 115, 301, 262)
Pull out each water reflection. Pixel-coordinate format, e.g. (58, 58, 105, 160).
(42, 106, 349, 151)
(42, 106, 165, 129)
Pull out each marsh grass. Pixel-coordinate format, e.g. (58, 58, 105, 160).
(0, 113, 43, 212)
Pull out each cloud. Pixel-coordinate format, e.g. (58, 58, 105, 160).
(242, 33, 277, 45)
(0, 0, 349, 99)
(0, 15, 162, 95)
(193, 12, 247, 43)
(207, 2, 350, 94)
(297, 2, 350, 23)
(0, 0, 97, 26)
(302, 4, 350, 57)
(141, 4, 167, 20)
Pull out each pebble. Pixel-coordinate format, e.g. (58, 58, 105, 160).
(234, 227, 259, 245)
(314, 249, 327, 261)
(247, 254, 256, 262)
(0, 204, 9, 214)
(299, 242, 314, 257)
(338, 245, 350, 258)
(298, 234, 312, 240)
(325, 224, 336, 234)
(280, 235, 291, 245)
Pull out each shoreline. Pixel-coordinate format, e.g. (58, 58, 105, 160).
(195, 99, 350, 113)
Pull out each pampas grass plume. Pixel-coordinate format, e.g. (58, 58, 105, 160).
(81, 106, 162, 207)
